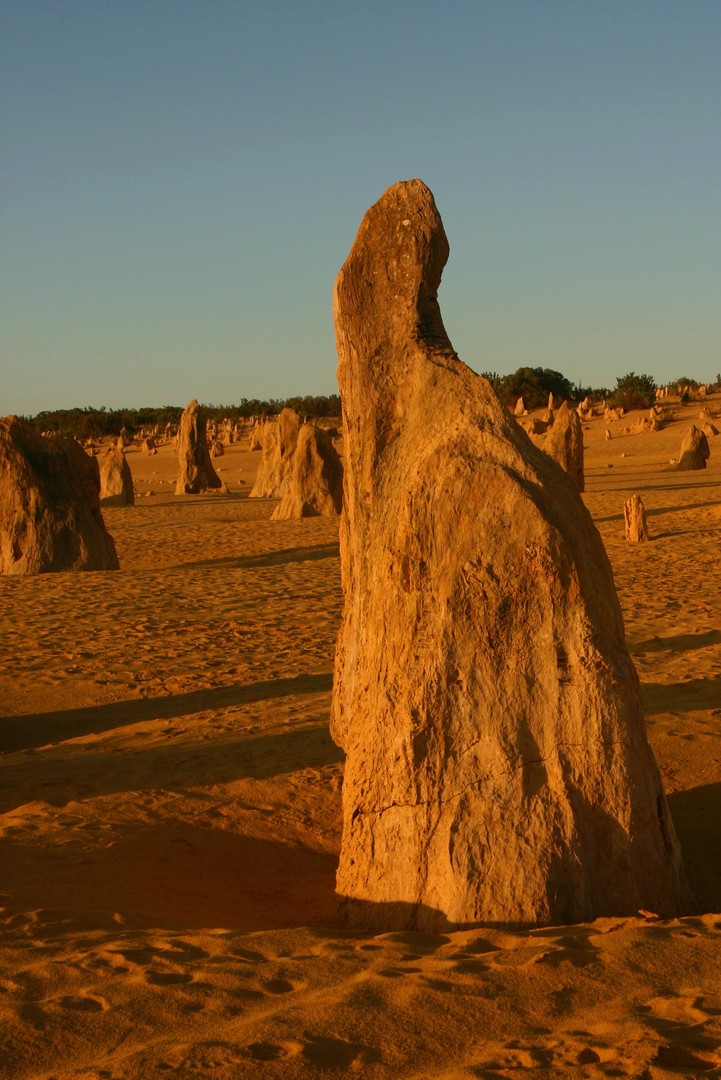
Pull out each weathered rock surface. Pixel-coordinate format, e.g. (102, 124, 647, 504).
(271, 424, 343, 520)
(99, 447, 134, 506)
(543, 402, 584, 491)
(677, 425, 710, 471)
(514, 397, 525, 417)
(249, 409, 302, 498)
(331, 179, 685, 931)
(174, 400, 222, 495)
(0, 416, 120, 574)
(624, 494, 649, 541)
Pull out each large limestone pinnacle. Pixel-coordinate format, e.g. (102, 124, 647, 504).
(175, 400, 221, 495)
(331, 180, 686, 931)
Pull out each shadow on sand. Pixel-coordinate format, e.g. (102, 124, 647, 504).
(668, 782, 721, 914)
(175, 541, 340, 571)
(0, 671, 334, 754)
(642, 678, 721, 715)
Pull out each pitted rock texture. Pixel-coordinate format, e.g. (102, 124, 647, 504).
(174, 400, 221, 495)
(249, 408, 302, 498)
(331, 179, 685, 932)
(0, 415, 119, 574)
(271, 423, 343, 520)
(544, 401, 585, 491)
(99, 446, 134, 506)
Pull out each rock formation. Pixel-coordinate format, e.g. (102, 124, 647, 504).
(249, 408, 302, 498)
(99, 446, 134, 506)
(514, 397, 525, 417)
(210, 440, 224, 458)
(249, 423, 263, 451)
(142, 437, 157, 455)
(174, 400, 222, 495)
(271, 423, 343, 520)
(543, 402, 584, 492)
(677, 425, 710, 471)
(0, 416, 120, 574)
(624, 495, 649, 542)
(331, 179, 685, 931)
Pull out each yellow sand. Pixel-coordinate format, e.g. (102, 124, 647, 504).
(1, 400, 720, 1078)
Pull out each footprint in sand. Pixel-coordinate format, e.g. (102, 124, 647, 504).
(245, 1040, 303, 1061)
(145, 971, 193, 986)
(58, 994, 108, 1012)
(300, 1033, 382, 1070)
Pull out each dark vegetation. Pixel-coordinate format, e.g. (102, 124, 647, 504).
(23, 395, 342, 439)
(21, 368, 721, 439)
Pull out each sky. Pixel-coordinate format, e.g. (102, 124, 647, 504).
(2, 0, 720, 415)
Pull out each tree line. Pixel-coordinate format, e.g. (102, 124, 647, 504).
(23, 395, 342, 439)
(22, 368, 720, 439)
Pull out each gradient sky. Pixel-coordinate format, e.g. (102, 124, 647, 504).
(2, 0, 720, 415)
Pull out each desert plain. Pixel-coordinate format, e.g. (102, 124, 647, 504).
(1, 397, 720, 1079)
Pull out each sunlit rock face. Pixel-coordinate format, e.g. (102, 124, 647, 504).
(175, 400, 221, 495)
(99, 446, 134, 506)
(544, 401, 585, 492)
(271, 423, 343, 520)
(331, 179, 686, 932)
(0, 415, 119, 574)
(249, 408, 301, 499)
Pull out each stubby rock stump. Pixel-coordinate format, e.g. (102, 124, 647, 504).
(99, 446, 134, 506)
(271, 423, 343, 520)
(624, 494, 649, 542)
(332, 180, 685, 931)
(544, 401, 585, 492)
(249, 408, 302, 498)
(175, 400, 222, 495)
(0, 415, 119, 574)
(677, 426, 710, 471)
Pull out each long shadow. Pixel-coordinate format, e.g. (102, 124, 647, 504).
(594, 499, 721, 525)
(631, 630, 721, 656)
(0, 672, 334, 754)
(588, 478, 721, 495)
(642, 678, 721, 715)
(668, 783, 721, 918)
(0, 821, 340, 932)
(176, 542, 340, 571)
(0, 719, 344, 812)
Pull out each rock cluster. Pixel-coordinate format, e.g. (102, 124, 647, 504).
(331, 179, 685, 931)
(271, 424, 343, 520)
(175, 400, 222, 495)
(0, 415, 119, 574)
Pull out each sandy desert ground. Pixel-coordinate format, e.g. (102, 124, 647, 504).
(1, 397, 720, 1079)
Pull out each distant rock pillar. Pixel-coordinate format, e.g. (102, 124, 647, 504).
(175, 400, 222, 494)
(331, 179, 686, 932)
(624, 495, 649, 541)
(544, 402, 585, 492)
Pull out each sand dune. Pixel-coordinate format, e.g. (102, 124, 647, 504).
(1, 399, 720, 1077)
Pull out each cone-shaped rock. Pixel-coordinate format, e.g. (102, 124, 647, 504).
(544, 401, 585, 491)
(677, 425, 710, 471)
(271, 423, 343, 520)
(332, 180, 684, 931)
(249, 408, 302, 498)
(174, 400, 222, 495)
(0, 416, 119, 574)
(624, 494, 649, 541)
(99, 446, 134, 506)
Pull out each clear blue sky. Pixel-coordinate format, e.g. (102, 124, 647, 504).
(2, 0, 720, 414)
